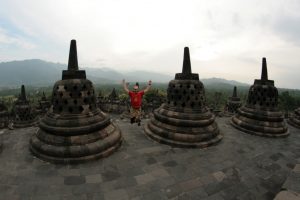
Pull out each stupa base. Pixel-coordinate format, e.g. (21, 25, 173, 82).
(30, 124, 122, 164)
(287, 118, 300, 129)
(222, 112, 235, 117)
(231, 117, 289, 138)
(144, 121, 222, 148)
(14, 120, 38, 128)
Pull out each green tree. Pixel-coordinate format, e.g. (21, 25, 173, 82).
(279, 91, 296, 114)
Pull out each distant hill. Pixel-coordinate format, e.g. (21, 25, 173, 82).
(0, 59, 64, 87)
(1, 59, 300, 100)
(0, 59, 175, 88)
(0, 59, 248, 89)
(202, 77, 249, 87)
(85, 68, 174, 84)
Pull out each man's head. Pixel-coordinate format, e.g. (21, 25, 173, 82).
(133, 82, 139, 91)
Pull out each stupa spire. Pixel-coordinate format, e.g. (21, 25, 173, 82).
(261, 57, 268, 80)
(182, 47, 192, 74)
(20, 85, 27, 101)
(62, 39, 86, 80)
(68, 39, 79, 71)
(232, 86, 237, 98)
(175, 47, 199, 80)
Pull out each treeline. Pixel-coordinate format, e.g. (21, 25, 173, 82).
(1, 83, 300, 114)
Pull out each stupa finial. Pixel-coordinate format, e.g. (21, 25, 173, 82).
(175, 47, 199, 80)
(20, 85, 27, 101)
(182, 47, 192, 74)
(68, 39, 78, 71)
(261, 57, 268, 80)
(233, 86, 237, 98)
(62, 39, 86, 79)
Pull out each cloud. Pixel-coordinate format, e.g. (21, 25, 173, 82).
(273, 15, 300, 45)
(0, 27, 36, 49)
(0, 0, 300, 88)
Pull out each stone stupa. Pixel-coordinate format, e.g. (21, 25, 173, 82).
(144, 47, 222, 148)
(0, 100, 8, 152)
(224, 86, 242, 116)
(37, 92, 51, 115)
(108, 88, 118, 101)
(288, 108, 300, 129)
(12, 85, 38, 128)
(0, 100, 9, 128)
(231, 58, 289, 137)
(30, 40, 122, 164)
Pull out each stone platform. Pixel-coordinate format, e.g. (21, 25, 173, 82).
(0, 115, 300, 200)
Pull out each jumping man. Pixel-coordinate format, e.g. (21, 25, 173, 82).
(122, 79, 152, 126)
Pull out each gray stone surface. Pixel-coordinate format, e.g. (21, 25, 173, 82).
(274, 163, 300, 200)
(0, 115, 300, 200)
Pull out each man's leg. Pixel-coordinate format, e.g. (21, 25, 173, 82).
(135, 108, 141, 126)
(130, 107, 136, 124)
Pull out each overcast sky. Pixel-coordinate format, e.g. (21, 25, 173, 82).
(0, 0, 300, 88)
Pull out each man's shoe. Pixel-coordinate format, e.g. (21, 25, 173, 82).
(130, 117, 135, 124)
(137, 119, 141, 126)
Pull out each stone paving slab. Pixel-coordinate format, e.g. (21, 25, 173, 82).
(0, 116, 299, 200)
(274, 164, 300, 200)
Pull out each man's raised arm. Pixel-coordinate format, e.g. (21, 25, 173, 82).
(122, 79, 129, 93)
(144, 80, 152, 93)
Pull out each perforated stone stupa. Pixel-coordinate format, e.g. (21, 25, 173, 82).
(144, 47, 222, 148)
(225, 86, 242, 115)
(288, 108, 300, 129)
(37, 92, 51, 115)
(30, 40, 122, 164)
(231, 58, 289, 137)
(12, 85, 37, 128)
(109, 88, 118, 101)
(0, 100, 9, 128)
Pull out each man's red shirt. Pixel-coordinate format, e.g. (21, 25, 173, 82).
(129, 90, 144, 109)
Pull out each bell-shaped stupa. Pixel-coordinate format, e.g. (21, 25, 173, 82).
(144, 47, 222, 148)
(288, 108, 300, 129)
(37, 92, 51, 115)
(225, 86, 242, 115)
(231, 58, 289, 137)
(109, 88, 118, 101)
(0, 100, 9, 128)
(12, 85, 37, 128)
(30, 40, 122, 163)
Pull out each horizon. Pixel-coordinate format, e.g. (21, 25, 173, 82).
(1, 0, 300, 89)
(3, 58, 300, 90)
